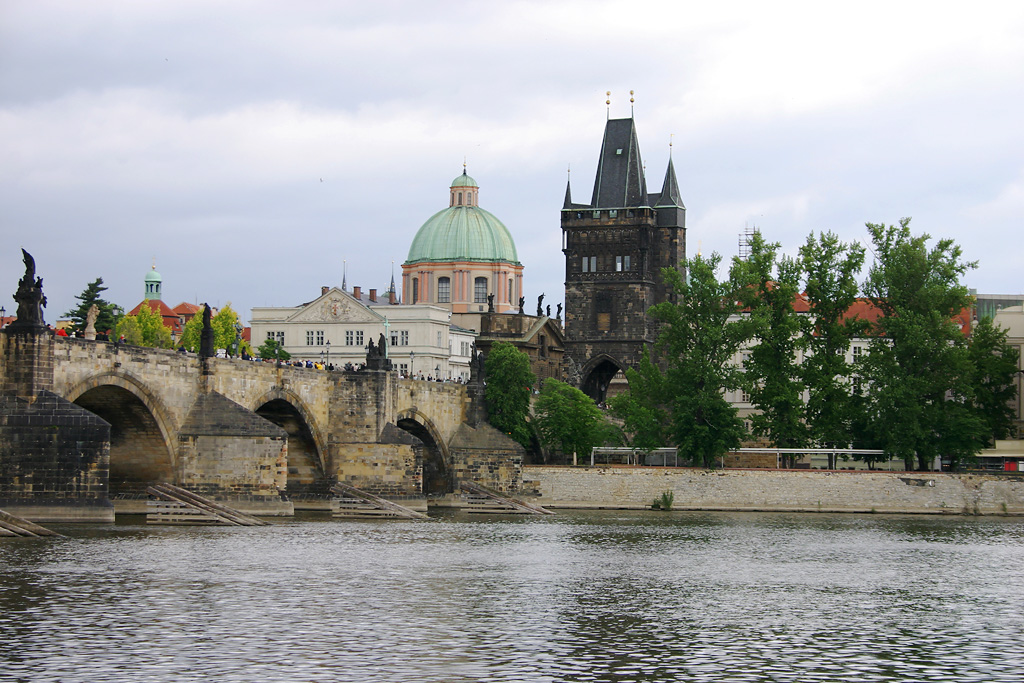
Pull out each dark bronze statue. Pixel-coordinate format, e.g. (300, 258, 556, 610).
(200, 304, 215, 358)
(487, 293, 494, 313)
(518, 296, 525, 315)
(556, 303, 562, 320)
(536, 293, 545, 317)
(10, 249, 47, 330)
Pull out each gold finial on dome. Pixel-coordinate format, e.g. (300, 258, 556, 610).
(630, 90, 635, 116)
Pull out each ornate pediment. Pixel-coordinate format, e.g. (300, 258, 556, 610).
(287, 290, 381, 324)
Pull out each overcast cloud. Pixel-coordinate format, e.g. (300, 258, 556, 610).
(2, 1, 1022, 326)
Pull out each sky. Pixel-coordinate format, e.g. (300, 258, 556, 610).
(2, 1, 1023, 326)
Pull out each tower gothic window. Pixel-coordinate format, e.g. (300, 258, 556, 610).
(437, 277, 451, 303)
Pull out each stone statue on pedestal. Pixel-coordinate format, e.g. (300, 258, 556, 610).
(84, 304, 99, 340)
(10, 249, 47, 330)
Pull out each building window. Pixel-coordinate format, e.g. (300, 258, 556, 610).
(616, 255, 631, 272)
(474, 277, 488, 303)
(438, 277, 451, 303)
(355, 331, 364, 346)
(590, 256, 597, 272)
(412, 278, 419, 304)
(399, 363, 408, 374)
(592, 210, 600, 219)
(266, 331, 284, 343)
(306, 330, 315, 346)
(581, 257, 588, 273)
(508, 278, 513, 302)
(852, 345, 863, 361)
(437, 331, 443, 347)
(391, 331, 398, 346)
(461, 341, 471, 356)
(400, 330, 409, 346)
(539, 334, 547, 358)
(457, 191, 463, 205)
(316, 330, 324, 346)
(609, 209, 618, 218)
(740, 389, 750, 403)
(345, 330, 354, 346)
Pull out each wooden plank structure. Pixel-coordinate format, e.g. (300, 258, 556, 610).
(330, 483, 429, 519)
(146, 483, 269, 526)
(460, 482, 555, 515)
(0, 509, 62, 537)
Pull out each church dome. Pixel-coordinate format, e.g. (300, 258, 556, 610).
(405, 173, 520, 265)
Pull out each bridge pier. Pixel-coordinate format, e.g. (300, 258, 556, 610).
(0, 326, 114, 522)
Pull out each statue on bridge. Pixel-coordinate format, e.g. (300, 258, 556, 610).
(518, 296, 525, 315)
(536, 293, 545, 317)
(200, 304, 215, 358)
(365, 332, 392, 371)
(556, 303, 562, 320)
(9, 249, 47, 331)
(84, 304, 99, 340)
(469, 343, 486, 385)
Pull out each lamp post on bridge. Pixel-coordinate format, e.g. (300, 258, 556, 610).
(409, 350, 415, 378)
(326, 340, 331, 369)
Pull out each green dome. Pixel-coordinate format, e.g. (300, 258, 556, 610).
(144, 268, 161, 282)
(406, 206, 520, 265)
(451, 172, 478, 188)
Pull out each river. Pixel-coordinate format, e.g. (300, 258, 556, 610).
(2, 510, 1023, 682)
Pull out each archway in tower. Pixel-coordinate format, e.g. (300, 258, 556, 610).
(396, 417, 451, 496)
(73, 385, 174, 495)
(581, 359, 626, 405)
(255, 399, 326, 496)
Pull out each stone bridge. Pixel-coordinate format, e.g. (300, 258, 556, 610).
(1, 329, 523, 521)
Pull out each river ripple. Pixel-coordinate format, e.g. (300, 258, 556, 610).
(2, 510, 1023, 682)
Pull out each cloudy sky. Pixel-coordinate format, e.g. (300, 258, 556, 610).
(2, 1, 1022, 326)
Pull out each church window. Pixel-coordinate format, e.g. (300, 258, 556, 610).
(412, 278, 419, 304)
(474, 277, 488, 303)
(438, 277, 451, 303)
(508, 278, 513, 302)
(457, 192, 463, 205)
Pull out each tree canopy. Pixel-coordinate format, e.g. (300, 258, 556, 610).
(115, 301, 172, 349)
(534, 378, 616, 462)
(484, 341, 536, 449)
(861, 218, 980, 470)
(257, 337, 291, 361)
(63, 278, 122, 336)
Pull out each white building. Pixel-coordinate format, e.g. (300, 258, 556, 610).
(250, 286, 477, 381)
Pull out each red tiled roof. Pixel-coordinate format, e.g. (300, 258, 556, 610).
(128, 299, 182, 334)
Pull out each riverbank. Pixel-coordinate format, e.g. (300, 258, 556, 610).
(524, 465, 1024, 515)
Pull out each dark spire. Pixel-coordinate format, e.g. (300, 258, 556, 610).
(563, 174, 573, 209)
(590, 118, 649, 208)
(655, 156, 684, 208)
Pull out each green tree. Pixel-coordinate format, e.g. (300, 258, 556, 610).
(649, 252, 748, 468)
(115, 302, 172, 348)
(178, 304, 250, 355)
(730, 232, 807, 454)
(609, 349, 670, 451)
(534, 378, 616, 462)
(862, 218, 980, 471)
(799, 231, 867, 465)
(484, 341, 536, 449)
(967, 316, 1020, 447)
(257, 338, 291, 361)
(63, 278, 122, 336)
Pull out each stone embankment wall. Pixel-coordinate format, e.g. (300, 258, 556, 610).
(525, 466, 1024, 515)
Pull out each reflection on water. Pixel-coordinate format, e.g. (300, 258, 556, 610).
(2, 510, 1024, 682)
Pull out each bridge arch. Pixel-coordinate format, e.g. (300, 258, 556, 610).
(63, 371, 179, 493)
(580, 353, 627, 404)
(395, 408, 451, 495)
(251, 388, 328, 494)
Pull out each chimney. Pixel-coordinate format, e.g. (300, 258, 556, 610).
(389, 290, 396, 304)
(369, 288, 377, 303)
(321, 286, 329, 296)
(353, 286, 361, 299)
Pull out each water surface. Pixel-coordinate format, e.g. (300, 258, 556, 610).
(2, 510, 1023, 682)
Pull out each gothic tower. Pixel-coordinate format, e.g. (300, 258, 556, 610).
(562, 116, 685, 402)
